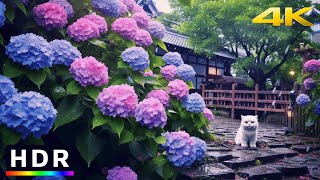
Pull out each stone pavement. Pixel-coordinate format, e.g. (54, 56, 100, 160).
(178, 116, 320, 180)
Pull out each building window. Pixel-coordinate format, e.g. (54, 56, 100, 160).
(190, 64, 206, 76)
(217, 68, 224, 75)
(198, 57, 207, 65)
(217, 61, 224, 68)
(189, 55, 197, 63)
(208, 67, 217, 75)
(208, 60, 216, 66)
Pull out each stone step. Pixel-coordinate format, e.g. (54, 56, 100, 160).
(291, 144, 320, 154)
(222, 158, 256, 169)
(269, 143, 286, 148)
(269, 148, 299, 158)
(270, 162, 308, 176)
(178, 163, 235, 179)
(207, 152, 234, 162)
(238, 165, 282, 180)
(207, 147, 232, 152)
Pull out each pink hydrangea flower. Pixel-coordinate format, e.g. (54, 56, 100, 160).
(132, 12, 150, 28)
(70, 56, 109, 87)
(203, 108, 214, 121)
(96, 84, 138, 118)
(82, 14, 107, 34)
(120, 0, 136, 9)
(131, 5, 144, 13)
(304, 59, 320, 72)
(161, 65, 177, 81)
(67, 18, 100, 42)
(107, 166, 137, 180)
(304, 78, 316, 90)
(119, 1, 128, 15)
(134, 29, 153, 47)
(167, 79, 189, 100)
(33, 2, 67, 30)
(144, 70, 156, 77)
(147, 90, 170, 107)
(111, 18, 139, 40)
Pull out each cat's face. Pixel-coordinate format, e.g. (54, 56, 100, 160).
(241, 115, 258, 130)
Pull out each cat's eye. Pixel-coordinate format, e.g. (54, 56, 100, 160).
(251, 122, 254, 123)
(245, 121, 248, 123)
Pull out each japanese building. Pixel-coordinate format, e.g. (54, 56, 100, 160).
(310, 2, 320, 43)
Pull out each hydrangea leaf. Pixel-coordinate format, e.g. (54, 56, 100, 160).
(85, 86, 100, 100)
(154, 39, 168, 52)
(163, 162, 176, 180)
(117, 61, 130, 69)
(3, 60, 25, 78)
(108, 118, 124, 137)
(119, 130, 134, 144)
(131, 71, 145, 87)
(152, 155, 168, 167)
(26, 69, 47, 89)
(0, 125, 21, 146)
(151, 56, 166, 68)
(88, 39, 106, 49)
(129, 141, 150, 161)
(92, 111, 110, 129)
(5, 4, 14, 23)
(67, 80, 82, 95)
(13, 0, 27, 15)
(155, 136, 166, 144)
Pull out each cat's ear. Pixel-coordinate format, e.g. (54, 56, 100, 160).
(255, 115, 258, 119)
(241, 115, 244, 119)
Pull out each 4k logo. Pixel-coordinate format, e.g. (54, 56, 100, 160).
(253, 7, 313, 26)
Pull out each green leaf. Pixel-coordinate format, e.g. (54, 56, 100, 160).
(131, 71, 145, 87)
(5, 4, 15, 23)
(88, 39, 107, 49)
(152, 155, 168, 167)
(163, 163, 176, 180)
(154, 39, 168, 52)
(129, 141, 150, 161)
(151, 56, 166, 68)
(67, 80, 82, 95)
(108, 118, 124, 137)
(0, 34, 4, 46)
(145, 129, 156, 138)
(155, 136, 166, 144)
(178, 0, 191, 6)
(92, 111, 110, 129)
(26, 69, 47, 89)
(0, 125, 21, 146)
(119, 130, 134, 144)
(187, 81, 194, 89)
(13, 0, 27, 15)
(117, 61, 130, 69)
(85, 86, 101, 100)
(54, 96, 84, 130)
(3, 60, 24, 78)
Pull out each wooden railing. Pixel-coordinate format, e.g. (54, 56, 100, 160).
(202, 84, 292, 119)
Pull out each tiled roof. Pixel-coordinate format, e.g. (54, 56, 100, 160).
(312, 23, 320, 33)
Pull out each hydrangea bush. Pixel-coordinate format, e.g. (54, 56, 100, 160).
(0, 1, 211, 179)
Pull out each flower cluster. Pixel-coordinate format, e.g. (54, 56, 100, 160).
(135, 98, 167, 129)
(119, 1, 128, 15)
(161, 65, 177, 81)
(132, 12, 150, 28)
(314, 100, 320, 115)
(162, 131, 196, 167)
(192, 137, 207, 161)
(203, 108, 214, 121)
(96, 85, 138, 118)
(49, 0, 74, 19)
(107, 166, 138, 180)
(296, 94, 310, 107)
(177, 64, 195, 82)
(70, 57, 109, 87)
(121, 47, 150, 71)
(304, 78, 316, 90)
(167, 79, 189, 100)
(0, 75, 17, 104)
(120, 0, 135, 10)
(147, 21, 166, 39)
(83, 14, 108, 34)
(50, 39, 82, 66)
(162, 52, 184, 67)
(33, 2, 67, 30)
(144, 70, 156, 77)
(111, 18, 139, 40)
(304, 59, 320, 72)
(0, 92, 57, 138)
(92, 0, 120, 17)
(182, 93, 205, 113)
(134, 29, 153, 47)
(131, 5, 144, 13)
(67, 18, 100, 42)
(147, 90, 170, 107)
(0, 2, 5, 28)
(6, 33, 53, 70)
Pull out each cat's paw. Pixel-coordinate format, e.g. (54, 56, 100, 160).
(250, 144, 257, 148)
(241, 144, 248, 147)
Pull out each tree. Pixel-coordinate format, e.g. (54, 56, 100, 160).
(164, 0, 315, 89)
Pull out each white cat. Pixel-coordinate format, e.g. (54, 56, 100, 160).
(235, 115, 259, 148)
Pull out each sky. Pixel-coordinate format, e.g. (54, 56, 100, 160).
(154, 0, 172, 13)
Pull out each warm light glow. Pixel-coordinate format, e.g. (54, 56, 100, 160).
(289, 70, 295, 76)
(287, 110, 292, 118)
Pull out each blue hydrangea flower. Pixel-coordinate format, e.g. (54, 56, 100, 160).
(33, 177, 65, 180)
(192, 137, 207, 161)
(50, 39, 82, 66)
(0, 75, 18, 104)
(121, 47, 150, 71)
(296, 94, 310, 107)
(49, 0, 74, 19)
(162, 131, 196, 167)
(177, 64, 195, 82)
(162, 52, 184, 67)
(0, 92, 57, 139)
(182, 93, 205, 113)
(5, 33, 53, 70)
(314, 100, 320, 115)
(92, 0, 120, 17)
(146, 21, 166, 39)
(0, 1, 5, 28)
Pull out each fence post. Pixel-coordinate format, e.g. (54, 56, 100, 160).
(201, 84, 205, 99)
(255, 84, 259, 115)
(231, 84, 235, 119)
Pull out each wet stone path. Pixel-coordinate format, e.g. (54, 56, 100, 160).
(178, 116, 320, 180)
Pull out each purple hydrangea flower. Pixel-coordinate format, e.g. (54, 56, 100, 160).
(147, 21, 166, 39)
(182, 93, 205, 113)
(131, 5, 144, 13)
(0, 2, 5, 28)
(296, 94, 310, 107)
(67, 18, 100, 42)
(314, 100, 320, 115)
(304, 59, 320, 72)
(92, 0, 120, 17)
(121, 47, 150, 71)
(135, 98, 167, 129)
(162, 131, 196, 167)
(97, 85, 138, 118)
(120, 0, 136, 10)
(107, 166, 137, 180)
(146, 90, 170, 107)
(0, 75, 18, 104)
(203, 108, 214, 121)
(161, 65, 177, 81)
(111, 18, 139, 40)
(134, 29, 153, 47)
(33, 2, 67, 30)
(144, 70, 155, 77)
(132, 12, 150, 28)
(50, 39, 82, 66)
(33, 177, 65, 180)
(49, 0, 74, 19)
(82, 14, 108, 34)
(192, 137, 207, 161)
(0, 92, 57, 138)
(177, 64, 195, 82)
(70, 57, 109, 87)
(119, 1, 128, 15)
(162, 52, 184, 67)
(5, 33, 53, 70)
(167, 79, 189, 100)
(304, 78, 316, 90)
